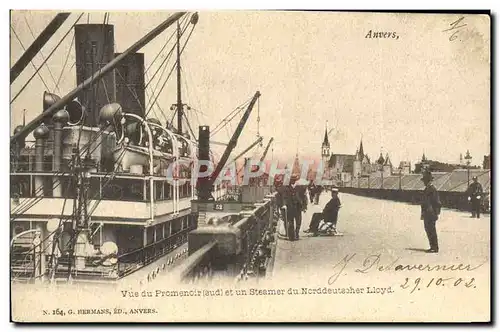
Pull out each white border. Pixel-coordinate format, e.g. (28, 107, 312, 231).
(2, 1, 498, 330)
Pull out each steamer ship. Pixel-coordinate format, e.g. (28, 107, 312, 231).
(10, 11, 272, 284)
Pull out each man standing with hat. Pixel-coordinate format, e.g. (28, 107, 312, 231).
(276, 174, 308, 241)
(420, 170, 442, 253)
(466, 176, 483, 218)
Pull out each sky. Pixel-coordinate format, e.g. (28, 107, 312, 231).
(10, 11, 490, 168)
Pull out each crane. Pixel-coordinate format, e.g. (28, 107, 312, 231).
(260, 137, 274, 162)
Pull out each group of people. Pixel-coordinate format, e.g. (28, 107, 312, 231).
(274, 171, 485, 253)
(275, 176, 342, 241)
(416, 172, 484, 253)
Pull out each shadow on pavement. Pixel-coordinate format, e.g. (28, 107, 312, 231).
(405, 247, 428, 252)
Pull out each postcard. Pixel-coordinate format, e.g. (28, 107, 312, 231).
(9, 10, 490, 322)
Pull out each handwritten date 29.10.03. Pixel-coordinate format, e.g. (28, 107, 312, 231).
(400, 277, 476, 294)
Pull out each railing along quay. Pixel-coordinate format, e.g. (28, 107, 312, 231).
(168, 191, 278, 284)
(340, 187, 490, 213)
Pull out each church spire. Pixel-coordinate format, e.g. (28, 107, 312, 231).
(322, 122, 329, 147)
(377, 152, 385, 165)
(384, 153, 392, 166)
(358, 137, 364, 160)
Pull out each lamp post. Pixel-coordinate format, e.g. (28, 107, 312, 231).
(357, 172, 361, 188)
(379, 164, 384, 189)
(398, 168, 402, 190)
(465, 150, 472, 187)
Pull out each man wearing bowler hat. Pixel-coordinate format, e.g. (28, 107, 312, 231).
(420, 170, 442, 253)
(276, 174, 308, 241)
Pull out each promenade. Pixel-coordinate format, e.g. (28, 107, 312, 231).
(271, 192, 490, 321)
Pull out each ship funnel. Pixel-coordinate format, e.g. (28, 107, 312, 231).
(65, 98, 85, 126)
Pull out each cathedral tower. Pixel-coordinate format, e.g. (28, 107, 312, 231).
(321, 123, 330, 166)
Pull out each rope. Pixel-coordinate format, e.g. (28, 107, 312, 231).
(145, 16, 191, 110)
(10, 26, 51, 93)
(54, 34, 75, 91)
(180, 66, 202, 129)
(257, 97, 261, 140)
(145, 14, 188, 75)
(24, 13, 60, 93)
(144, 71, 168, 124)
(11, 13, 84, 104)
(56, 62, 75, 90)
(145, 15, 190, 91)
(210, 98, 252, 137)
(145, 19, 196, 119)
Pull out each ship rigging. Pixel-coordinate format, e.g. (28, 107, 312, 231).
(10, 11, 268, 283)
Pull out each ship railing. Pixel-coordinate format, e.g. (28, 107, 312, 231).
(172, 193, 278, 284)
(10, 172, 194, 202)
(44, 255, 118, 280)
(166, 241, 218, 284)
(11, 225, 195, 282)
(116, 225, 194, 278)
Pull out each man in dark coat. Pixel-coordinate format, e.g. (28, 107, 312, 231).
(466, 176, 483, 218)
(314, 185, 323, 205)
(323, 188, 341, 229)
(307, 181, 316, 204)
(420, 170, 442, 253)
(276, 175, 308, 241)
(305, 188, 341, 235)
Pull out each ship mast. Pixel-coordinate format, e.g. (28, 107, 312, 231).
(10, 11, 186, 145)
(176, 21, 183, 135)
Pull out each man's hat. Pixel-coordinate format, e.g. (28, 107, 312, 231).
(472, 176, 478, 180)
(421, 170, 434, 182)
(331, 187, 339, 192)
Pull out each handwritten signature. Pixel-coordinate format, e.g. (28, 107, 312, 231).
(327, 253, 486, 286)
(443, 17, 467, 41)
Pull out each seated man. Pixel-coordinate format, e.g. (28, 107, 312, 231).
(305, 188, 341, 235)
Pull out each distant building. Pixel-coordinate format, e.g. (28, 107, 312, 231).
(328, 154, 354, 186)
(382, 153, 392, 177)
(320, 130, 402, 185)
(352, 139, 372, 177)
(399, 161, 411, 175)
(414, 153, 474, 173)
(291, 154, 302, 178)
